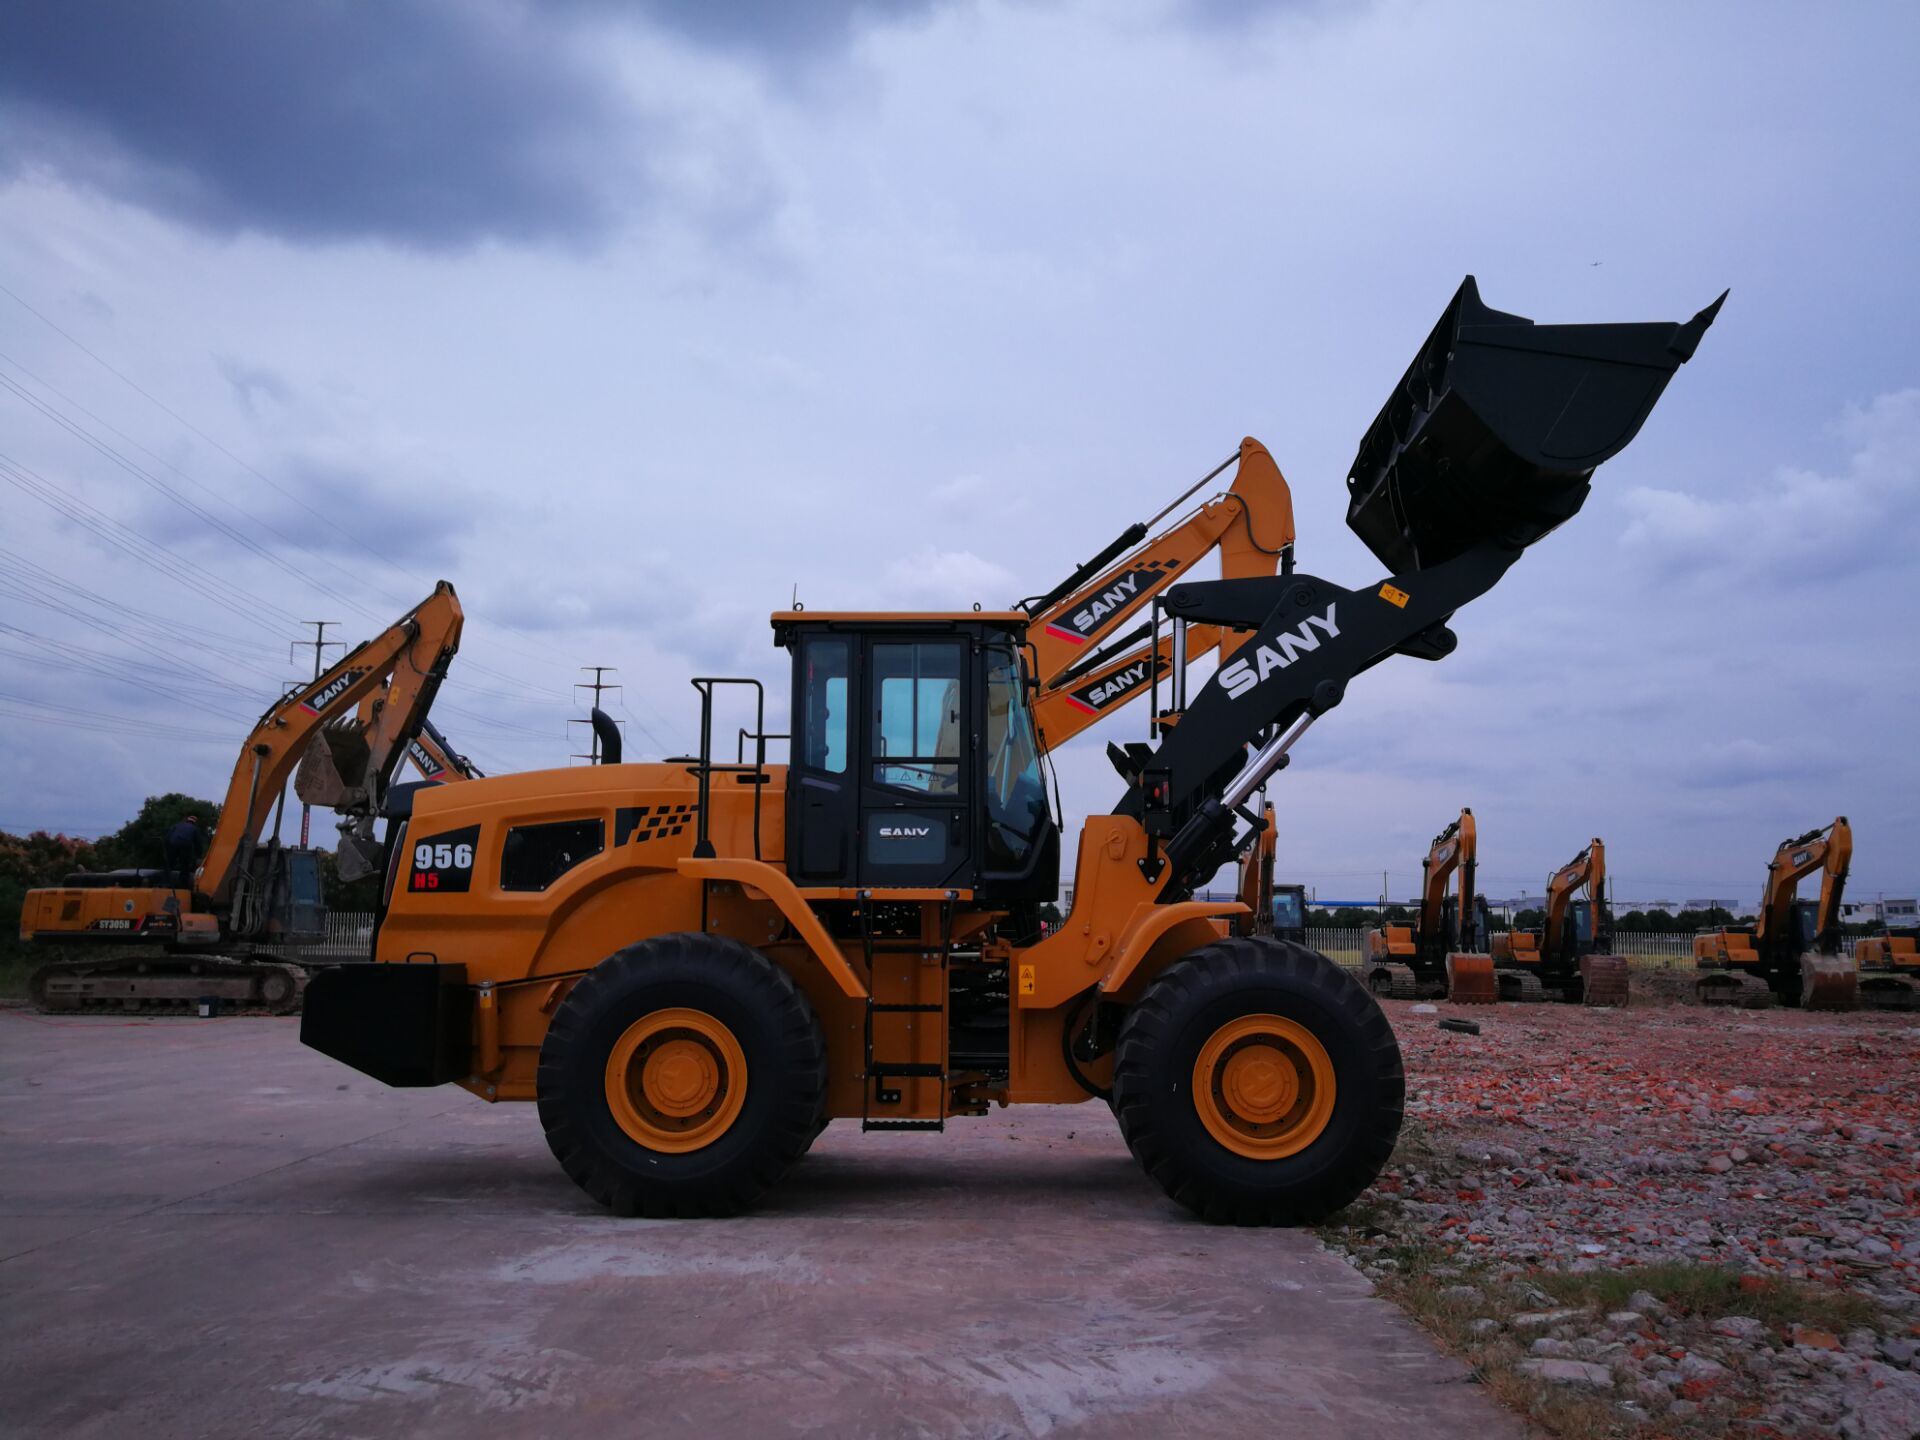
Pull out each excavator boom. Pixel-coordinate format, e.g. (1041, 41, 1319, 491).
(208, 582, 464, 913)
(1024, 438, 1295, 692)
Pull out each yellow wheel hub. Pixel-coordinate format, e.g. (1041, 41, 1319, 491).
(1193, 1013, 1336, 1160)
(605, 1008, 747, 1153)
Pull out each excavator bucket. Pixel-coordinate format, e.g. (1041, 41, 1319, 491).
(294, 722, 373, 810)
(1347, 277, 1725, 573)
(1799, 954, 1860, 1011)
(1445, 952, 1497, 1004)
(1579, 954, 1631, 1007)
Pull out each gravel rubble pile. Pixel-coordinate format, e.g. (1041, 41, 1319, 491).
(1345, 999, 1920, 1437)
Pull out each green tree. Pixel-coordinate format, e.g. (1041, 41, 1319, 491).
(319, 848, 383, 913)
(90, 793, 222, 873)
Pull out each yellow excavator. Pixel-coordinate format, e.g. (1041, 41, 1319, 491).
(19, 584, 465, 1012)
(1855, 924, 1920, 1010)
(298, 276, 1718, 1221)
(1361, 809, 1495, 1002)
(1694, 817, 1857, 1009)
(1490, 837, 1629, 1005)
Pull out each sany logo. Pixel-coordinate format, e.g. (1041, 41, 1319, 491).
(1216, 606, 1340, 700)
(878, 825, 933, 838)
(407, 738, 448, 781)
(300, 669, 365, 714)
(1067, 658, 1150, 715)
(1045, 562, 1171, 644)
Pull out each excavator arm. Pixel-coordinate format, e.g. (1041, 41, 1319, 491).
(1419, 809, 1476, 948)
(1755, 817, 1852, 953)
(403, 715, 483, 783)
(1023, 438, 1296, 695)
(202, 582, 464, 916)
(1542, 837, 1604, 953)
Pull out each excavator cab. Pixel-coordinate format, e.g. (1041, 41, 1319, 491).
(777, 613, 1060, 902)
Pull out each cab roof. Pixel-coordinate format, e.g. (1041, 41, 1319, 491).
(770, 610, 1031, 648)
(769, 611, 1029, 625)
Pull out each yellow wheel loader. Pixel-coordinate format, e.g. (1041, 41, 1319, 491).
(302, 278, 1720, 1221)
(18, 586, 465, 1012)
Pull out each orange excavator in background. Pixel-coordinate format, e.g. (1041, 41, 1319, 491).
(1695, 817, 1857, 1009)
(1362, 808, 1495, 1001)
(403, 716, 483, 785)
(1025, 438, 1295, 751)
(1855, 924, 1920, 1010)
(19, 584, 465, 1012)
(1490, 837, 1629, 1005)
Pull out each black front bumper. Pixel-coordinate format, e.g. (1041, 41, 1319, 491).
(301, 962, 472, 1087)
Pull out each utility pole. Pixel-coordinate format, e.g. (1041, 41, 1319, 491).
(570, 666, 624, 765)
(291, 622, 342, 847)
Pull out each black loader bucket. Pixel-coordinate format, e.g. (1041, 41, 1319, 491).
(1346, 276, 1725, 573)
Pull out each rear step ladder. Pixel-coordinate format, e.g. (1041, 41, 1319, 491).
(859, 889, 956, 1134)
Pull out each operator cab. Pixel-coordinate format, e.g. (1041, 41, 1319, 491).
(773, 612, 1060, 902)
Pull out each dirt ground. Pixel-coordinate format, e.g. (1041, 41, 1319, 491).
(1330, 996, 1920, 1438)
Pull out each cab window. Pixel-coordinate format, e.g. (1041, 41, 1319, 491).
(871, 641, 962, 795)
(501, 819, 604, 892)
(802, 637, 848, 774)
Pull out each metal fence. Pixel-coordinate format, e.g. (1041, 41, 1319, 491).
(1307, 927, 1697, 969)
(263, 911, 373, 962)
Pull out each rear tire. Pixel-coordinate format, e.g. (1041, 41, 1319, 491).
(1113, 937, 1403, 1225)
(537, 932, 827, 1217)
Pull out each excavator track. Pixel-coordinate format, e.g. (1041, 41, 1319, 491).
(1362, 963, 1419, 1001)
(30, 951, 307, 1016)
(1859, 975, 1920, 1012)
(1799, 954, 1859, 1012)
(1495, 967, 1545, 1003)
(1694, 970, 1774, 1009)
(1578, 954, 1631, 1008)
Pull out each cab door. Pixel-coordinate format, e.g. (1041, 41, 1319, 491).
(789, 634, 858, 883)
(858, 637, 972, 887)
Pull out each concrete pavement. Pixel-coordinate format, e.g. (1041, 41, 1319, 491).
(0, 1011, 1528, 1439)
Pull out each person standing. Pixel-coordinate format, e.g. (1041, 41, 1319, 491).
(164, 813, 204, 891)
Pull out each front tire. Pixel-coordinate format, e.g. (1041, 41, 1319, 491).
(1113, 937, 1403, 1225)
(537, 932, 827, 1217)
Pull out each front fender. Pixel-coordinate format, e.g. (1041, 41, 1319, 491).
(1098, 901, 1248, 1003)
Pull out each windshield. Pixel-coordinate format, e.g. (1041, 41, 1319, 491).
(1274, 891, 1304, 930)
(983, 647, 1051, 870)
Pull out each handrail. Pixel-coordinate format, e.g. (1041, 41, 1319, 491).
(690, 678, 768, 861)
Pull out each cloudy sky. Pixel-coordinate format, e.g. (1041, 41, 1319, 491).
(1, 0, 1914, 905)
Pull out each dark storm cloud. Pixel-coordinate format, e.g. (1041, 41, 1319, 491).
(600, 0, 947, 57)
(0, 0, 627, 248)
(131, 456, 473, 567)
